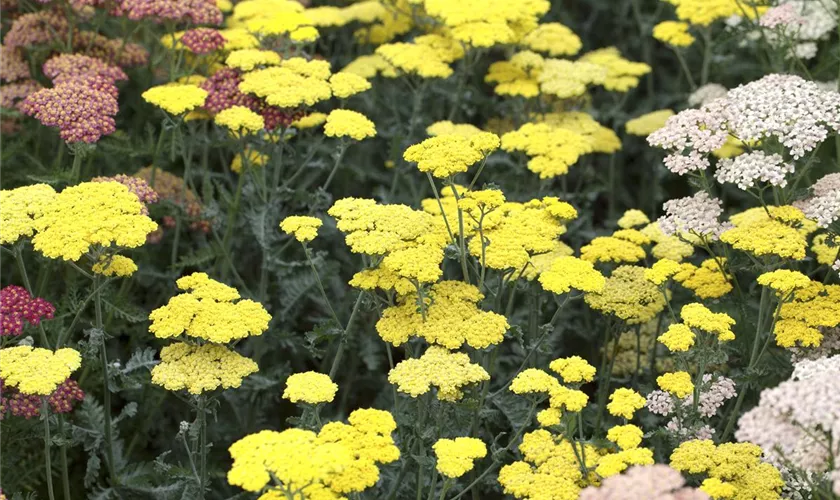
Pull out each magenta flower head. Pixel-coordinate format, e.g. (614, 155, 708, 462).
(201, 68, 259, 114)
(0, 378, 85, 420)
(3, 10, 69, 49)
(43, 53, 128, 85)
(20, 80, 118, 143)
(180, 28, 226, 54)
(0, 285, 56, 336)
(115, 0, 222, 26)
(92, 174, 160, 214)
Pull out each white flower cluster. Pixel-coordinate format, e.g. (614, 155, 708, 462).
(659, 192, 731, 241)
(715, 151, 795, 189)
(751, 0, 835, 60)
(795, 173, 840, 228)
(760, 3, 804, 29)
(580, 465, 709, 500)
(646, 375, 736, 442)
(737, 355, 840, 477)
(688, 83, 728, 108)
(650, 74, 840, 179)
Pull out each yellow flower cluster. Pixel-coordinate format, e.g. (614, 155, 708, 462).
(375, 42, 456, 78)
(142, 84, 208, 115)
(812, 233, 839, 265)
(585, 266, 665, 324)
(0, 184, 56, 245)
(283, 371, 338, 404)
(279, 215, 322, 243)
(775, 281, 840, 347)
(228, 408, 399, 498)
(539, 256, 606, 295)
(404, 132, 499, 178)
(664, 0, 765, 26)
(521, 22, 582, 56)
(501, 122, 594, 178)
(657, 371, 694, 398)
(92, 255, 137, 277)
(235, 0, 319, 42)
(580, 235, 646, 264)
(150, 343, 258, 394)
(625, 109, 674, 136)
(606, 388, 647, 419)
(377, 281, 509, 349)
(421, 0, 550, 48)
(485, 51, 545, 98)
(670, 440, 783, 499)
(606, 424, 644, 450)
(350, 267, 414, 295)
(641, 221, 695, 261)
(645, 258, 682, 285)
(757, 269, 812, 296)
(579, 47, 652, 92)
(225, 49, 281, 71)
(680, 303, 736, 341)
(214, 105, 265, 135)
(293, 112, 327, 129)
(499, 428, 653, 499)
(610, 320, 677, 375)
(238, 57, 332, 108)
(721, 206, 814, 260)
(149, 272, 271, 343)
(388, 347, 489, 401)
(652, 21, 695, 47)
(329, 72, 372, 99)
(230, 148, 268, 174)
(32, 181, 157, 261)
(510, 366, 589, 420)
(324, 109, 376, 140)
(0, 346, 82, 396)
(433, 437, 487, 478)
(658, 323, 695, 352)
(549, 356, 597, 383)
(617, 209, 650, 229)
(672, 259, 733, 299)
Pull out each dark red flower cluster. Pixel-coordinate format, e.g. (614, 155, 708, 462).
(1, 285, 55, 336)
(180, 27, 226, 54)
(200, 68, 308, 130)
(114, 0, 222, 26)
(3, 10, 69, 49)
(21, 80, 119, 143)
(92, 174, 160, 214)
(74, 31, 149, 68)
(0, 378, 85, 420)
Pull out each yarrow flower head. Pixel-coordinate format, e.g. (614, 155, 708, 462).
(626, 109, 675, 136)
(149, 272, 271, 343)
(538, 256, 606, 295)
(179, 27, 225, 54)
(607, 388, 646, 419)
(433, 437, 487, 478)
(280, 215, 322, 243)
(283, 371, 338, 405)
(91, 255, 138, 277)
(657, 371, 694, 398)
(405, 132, 499, 178)
(0, 184, 57, 244)
(0, 285, 55, 336)
(92, 174, 159, 214)
(653, 21, 695, 47)
(795, 173, 840, 228)
(214, 105, 265, 135)
(716, 151, 795, 190)
(42, 54, 127, 85)
(580, 465, 708, 499)
(757, 269, 812, 296)
(388, 346, 489, 401)
(659, 192, 730, 241)
(618, 209, 651, 229)
(32, 181, 157, 261)
(329, 72, 372, 99)
(324, 109, 376, 141)
(151, 342, 258, 394)
(0, 346, 82, 396)
(21, 81, 118, 143)
(1, 378, 85, 420)
(549, 356, 596, 383)
(585, 266, 665, 325)
(142, 84, 208, 115)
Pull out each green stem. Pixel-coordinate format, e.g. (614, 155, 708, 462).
(94, 275, 118, 485)
(69, 149, 82, 182)
(328, 291, 365, 380)
(595, 323, 622, 436)
(42, 399, 56, 500)
(58, 415, 71, 500)
(304, 245, 342, 328)
(198, 396, 208, 498)
(220, 166, 247, 279)
(321, 142, 348, 192)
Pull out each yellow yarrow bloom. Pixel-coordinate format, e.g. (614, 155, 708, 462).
(280, 215, 322, 243)
(606, 388, 646, 419)
(349, 267, 414, 295)
(225, 49, 281, 71)
(510, 368, 561, 396)
(680, 303, 735, 341)
(606, 424, 644, 450)
(617, 209, 650, 229)
(404, 133, 499, 178)
(376, 281, 509, 349)
(580, 236, 646, 264)
(811, 233, 839, 265)
(521, 22, 582, 56)
(32, 182, 157, 261)
(151, 343, 258, 394)
(658, 323, 695, 352)
(324, 109, 376, 140)
(652, 21, 695, 47)
(219, 28, 260, 50)
(230, 148, 268, 174)
(657, 371, 694, 398)
(721, 206, 812, 260)
(585, 266, 665, 324)
(625, 109, 674, 136)
(0, 184, 57, 244)
(579, 47, 651, 92)
(148, 272, 271, 343)
(388, 346, 489, 401)
(645, 258, 681, 285)
(238, 60, 332, 108)
(329, 72, 372, 98)
(0, 346, 81, 396)
(673, 259, 733, 299)
(667, 0, 765, 26)
(293, 112, 328, 129)
(142, 84, 208, 115)
(701, 478, 737, 499)
(757, 269, 812, 296)
(433, 437, 487, 478)
(427, 120, 485, 138)
(214, 105, 265, 135)
(283, 371, 338, 404)
(549, 356, 596, 383)
(501, 121, 595, 178)
(538, 256, 606, 294)
(92, 255, 137, 277)
(376, 42, 453, 78)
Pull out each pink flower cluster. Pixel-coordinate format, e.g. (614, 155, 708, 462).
(760, 3, 805, 29)
(646, 374, 737, 442)
(92, 174, 159, 214)
(580, 465, 709, 500)
(1, 80, 44, 111)
(21, 80, 119, 143)
(114, 0, 223, 26)
(1, 44, 31, 83)
(1, 285, 55, 336)
(0, 378, 85, 420)
(658, 192, 731, 241)
(201, 68, 307, 130)
(74, 31, 149, 68)
(3, 10, 69, 49)
(43, 53, 128, 85)
(794, 173, 840, 228)
(180, 28, 226, 54)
